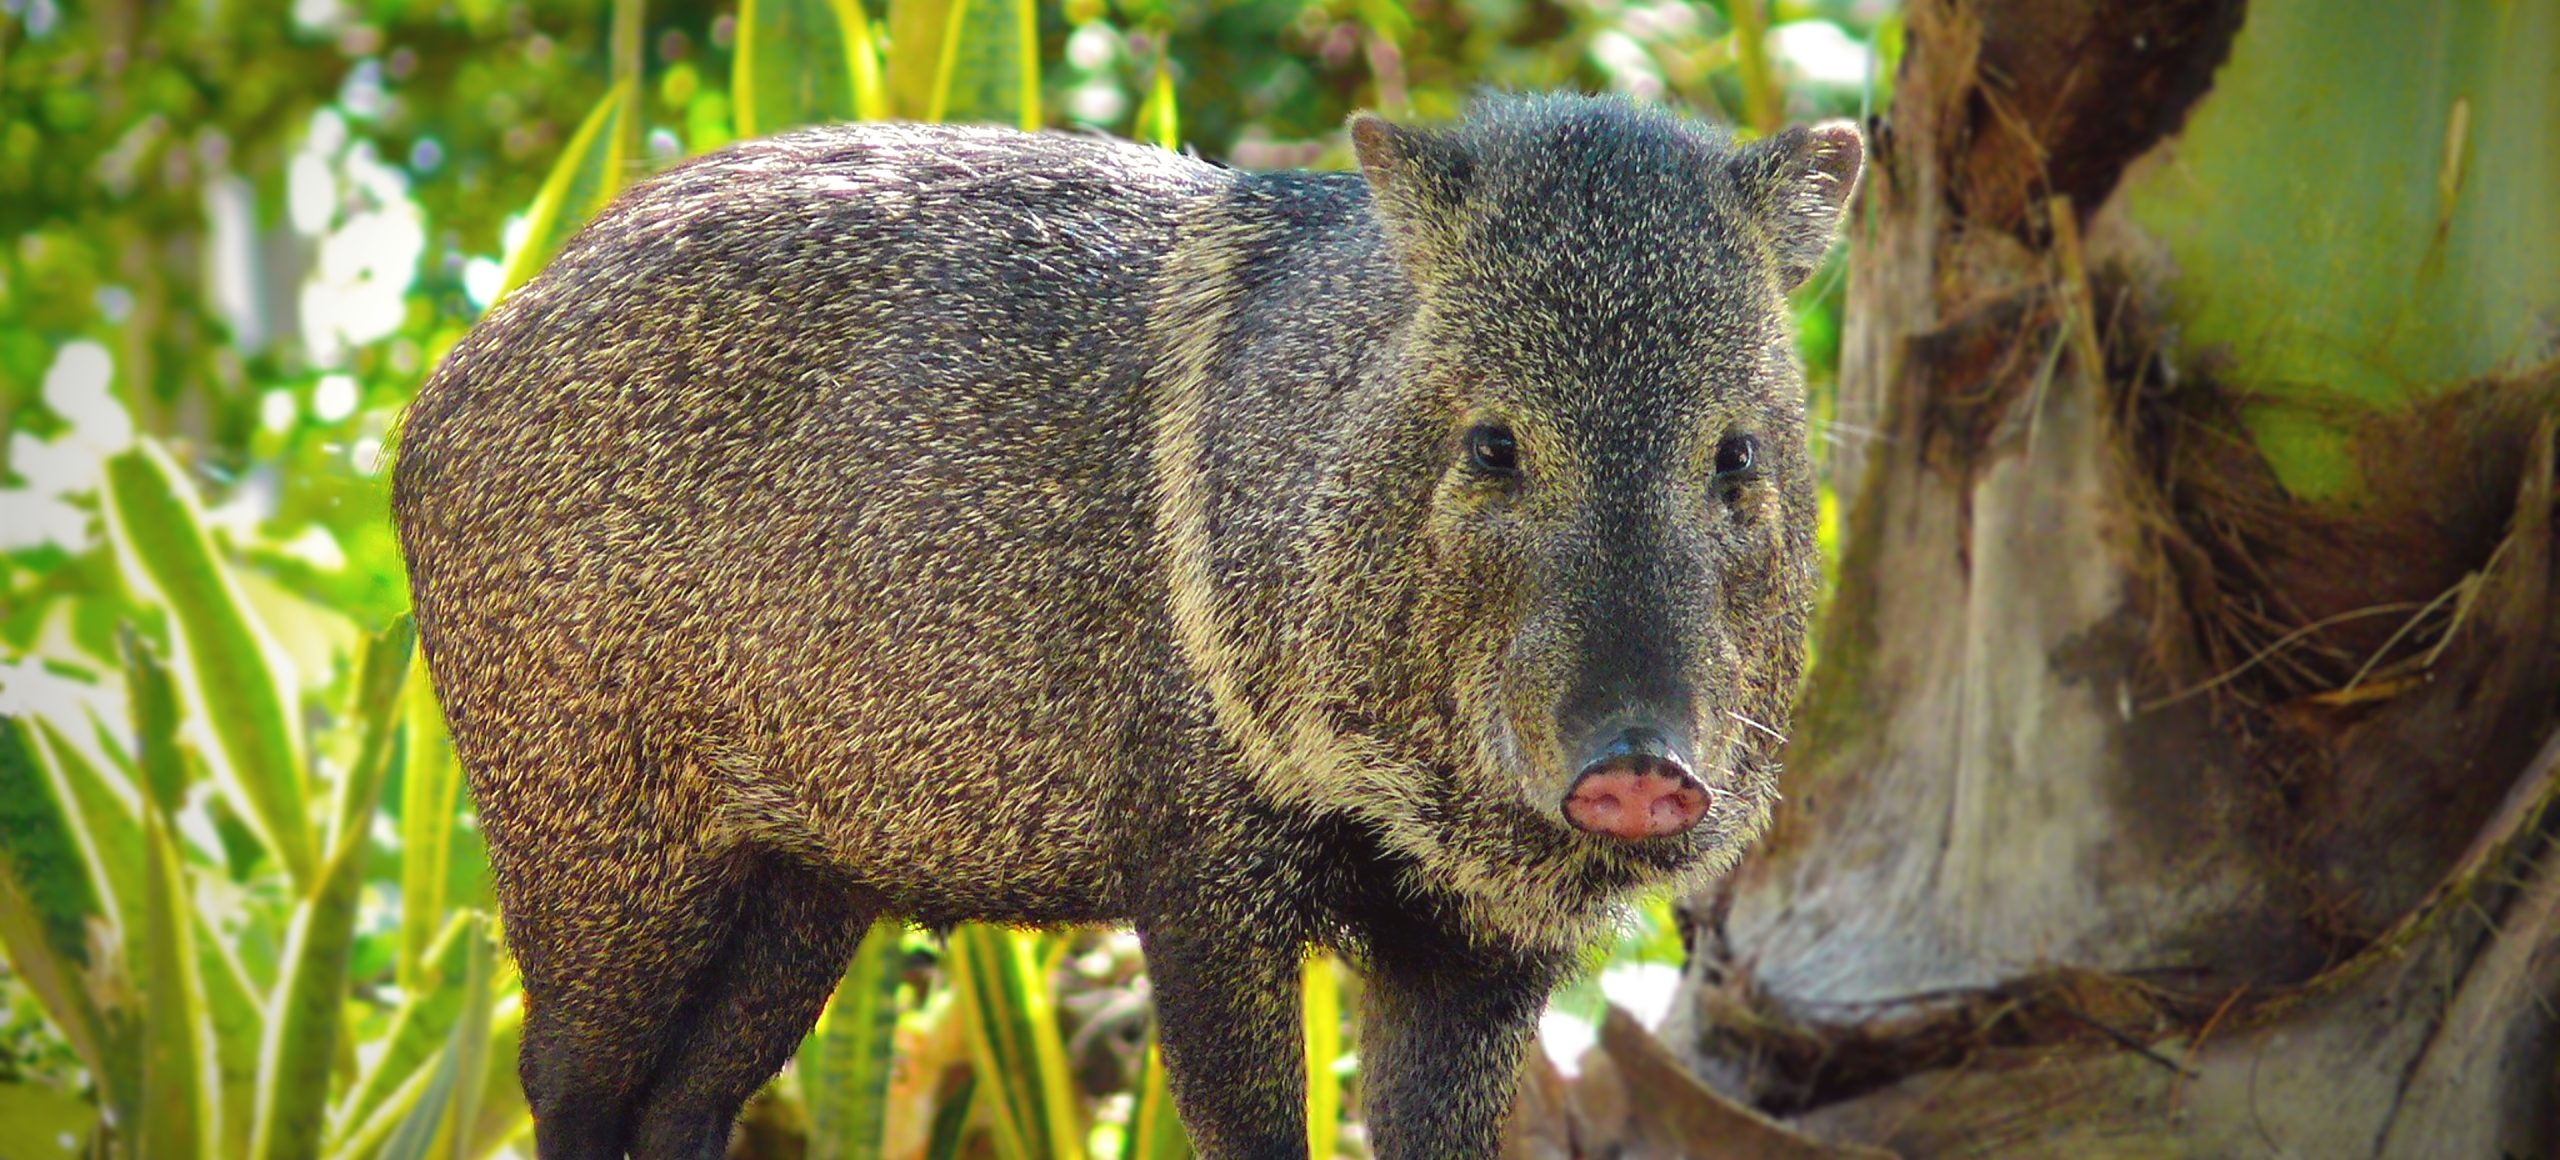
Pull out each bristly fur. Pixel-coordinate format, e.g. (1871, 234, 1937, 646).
(395, 93, 1860, 1159)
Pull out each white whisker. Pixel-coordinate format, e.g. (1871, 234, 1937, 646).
(1728, 710, 1789, 745)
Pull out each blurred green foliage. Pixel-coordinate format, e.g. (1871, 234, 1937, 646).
(0, 0, 1892, 1155)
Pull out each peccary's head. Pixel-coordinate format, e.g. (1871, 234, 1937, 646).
(1318, 95, 1859, 916)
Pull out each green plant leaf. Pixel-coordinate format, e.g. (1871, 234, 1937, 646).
(369, 1031, 458, 1160)
(397, 656, 458, 997)
(948, 925, 1082, 1160)
(331, 615, 417, 847)
(494, 78, 640, 301)
(928, 0, 1038, 130)
(0, 719, 111, 971)
(125, 624, 222, 1160)
(1301, 956, 1339, 1160)
(736, 0, 887, 135)
(0, 1079, 99, 1158)
(885, 0, 951, 121)
(2116, 0, 2560, 500)
(800, 920, 906, 1160)
(199, 906, 267, 1160)
(922, 1074, 976, 1160)
(846, 1, 889, 122)
(334, 912, 474, 1145)
(1133, 63, 1179, 152)
(462, 1001, 529, 1159)
(0, 856, 111, 1113)
(0, 718, 117, 1085)
(102, 442, 314, 887)
(251, 620, 415, 1160)
(326, 980, 523, 1160)
(370, 913, 499, 1160)
(32, 717, 145, 956)
(139, 786, 218, 1160)
(1117, 1037, 1191, 1160)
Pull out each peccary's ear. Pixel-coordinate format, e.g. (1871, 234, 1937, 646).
(1730, 119, 1865, 291)
(1351, 112, 1474, 273)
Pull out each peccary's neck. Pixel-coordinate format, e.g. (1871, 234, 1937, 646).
(1144, 163, 1487, 898)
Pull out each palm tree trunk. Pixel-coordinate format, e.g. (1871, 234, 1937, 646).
(1625, 0, 2560, 1153)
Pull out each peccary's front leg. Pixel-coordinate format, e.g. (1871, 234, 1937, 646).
(1138, 913, 1308, 1160)
(1356, 939, 1560, 1158)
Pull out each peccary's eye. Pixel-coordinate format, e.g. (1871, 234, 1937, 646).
(1465, 424, 1520, 477)
(1714, 434, 1759, 479)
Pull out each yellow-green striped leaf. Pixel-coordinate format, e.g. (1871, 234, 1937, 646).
(397, 657, 458, 997)
(139, 791, 219, 1160)
(948, 925, 1082, 1160)
(1117, 1037, 1191, 1160)
(928, 0, 1038, 130)
(30, 717, 145, 963)
(736, 0, 886, 136)
(885, 0, 950, 121)
(801, 920, 907, 1160)
(0, 1079, 98, 1157)
(126, 625, 221, 1160)
(0, 718, 117, 1083)
(1301, 956, 1340, 1160)
(373, 913, 499, 1160)
(495, 78, 640, 301)
(325, 986, 524, 1160)
(199, 909, 266, 1160)
(252, 620, 415, 1160)
(461, 1002, 530, 1160)
(921, 1070, 976, 1160)
(1134, 64, 1179, 152)
(443, 917, 499, 1160)
(333, 912, 475, 1148)
(103, 442, 314, 887)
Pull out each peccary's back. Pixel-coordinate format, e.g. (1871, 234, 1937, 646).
(395, 125, 1233, 923)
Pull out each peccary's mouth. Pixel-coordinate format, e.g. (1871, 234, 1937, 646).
(1561, 731, 1713, 841)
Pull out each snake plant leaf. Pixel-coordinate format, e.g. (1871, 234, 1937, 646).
(949, 925, 1083, 1160)
(251, 620, 415, 1160)
(1135, 64, 1180, 153)
(138, 793, 219, 1160)
(332, 910, 476, 1148)
(199, 906, 266, 1160)
(494, 78, 639, 301)
(32, 716, 145, 953)
(126, 624, 225, 1160)
(1118, 1037, 1192, 1160)
(398, 655, 459, 996)
(0, 718, 117, 1076)
(800, 920, 908, 1160)
(736, 0, 887, 135)
(884, 0, 948, 121)
(1301, 956, 1340, 1160)
(103, 442, 314, 887)
(929, 0, 1039, 130)
(371, 913, 500, 1160)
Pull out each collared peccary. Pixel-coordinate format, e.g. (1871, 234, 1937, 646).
(393, 92, 1859, 1159)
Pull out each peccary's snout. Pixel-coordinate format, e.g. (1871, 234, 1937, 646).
(1562, 725, 1711, 841)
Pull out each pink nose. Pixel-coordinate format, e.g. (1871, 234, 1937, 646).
(1564, 761, 1711, 840)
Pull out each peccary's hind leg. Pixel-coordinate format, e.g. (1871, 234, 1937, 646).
(509, 837, 741, 1160)
(627, 852, 879, 1160)
(474, 715, 746, 1160)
